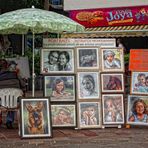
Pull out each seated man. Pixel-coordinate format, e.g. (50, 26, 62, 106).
(0, 59, 25, 128)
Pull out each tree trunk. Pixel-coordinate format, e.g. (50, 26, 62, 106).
(44, 0, 49, 10)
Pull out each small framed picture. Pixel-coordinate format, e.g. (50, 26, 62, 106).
(127, 95, 148, 126)
(20, 97, 52, 138)
(44, 75, 76, 102)
(130, 72, 148, 95)
(76, 46, 99, 70)
(41, 48, 74, 74)
(77, 72, 100, 99)
(78, 101, 102, 129)
(102, 94, 124, 125)
(101, 48, 124, 72)
(51, 104, 76, 127)
(101, 73, 124, 93)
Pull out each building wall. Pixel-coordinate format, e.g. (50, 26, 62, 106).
(64, 0, 148, 10)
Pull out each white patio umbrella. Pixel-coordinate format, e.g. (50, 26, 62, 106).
(0, 6, 85, 96)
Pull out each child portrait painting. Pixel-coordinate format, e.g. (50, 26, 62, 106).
(41, 48, 74, 74)
(76, 47, 99, 70)
(102, 94, 124, 125)
(131, 72, 148, 95)
(78, 102, 101, 128)
(101, 73, 124, 93)
(20, 98, 52, 138)
(127, 95, 148, 125)
(51, 104, 76, 127)
(44, 75, 75, 102)
(101, 48, 124, 72)
(78, 72, 100, 99)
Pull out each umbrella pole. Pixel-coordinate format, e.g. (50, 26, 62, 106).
(32, 31, 35, 97)
(22, 34, 25, 56)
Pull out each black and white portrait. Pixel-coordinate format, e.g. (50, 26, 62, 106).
(77, 47, 99, 69)
(78, 72, 100, 99)
(41, 48, 74, 73)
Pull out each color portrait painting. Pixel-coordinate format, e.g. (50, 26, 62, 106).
(101, 73, 124, 93)
(51, 104, 76, 127)
(131, 72, 148, 95)
(102, 94, 124, 125)
(20, 98, 52, 138)
(44, 75, 75, 102)
(127, 95, 148, 126)
(101, 48, 124, 72)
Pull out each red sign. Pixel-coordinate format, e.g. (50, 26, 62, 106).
(129, 49, 148, 71)
(69, 6, 148, 28)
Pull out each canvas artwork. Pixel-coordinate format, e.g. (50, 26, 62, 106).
(51, 104, 76, 127)
(76, 47, 99, 70)
(101, 73, 124, 93)
(41, 48, 74, 74)
(131, 72, 148, 95)
(102, 94, 124, 124)
(78, 72, 100, 99)
(78, 102, 101, 128)
(20, 98, 52, 138)
(101, 48, 124, 72)
(44, 75, 75, 102)
(127, 95, 148, 125)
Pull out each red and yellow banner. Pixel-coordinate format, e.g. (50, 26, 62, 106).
(69, 6, 148, 28)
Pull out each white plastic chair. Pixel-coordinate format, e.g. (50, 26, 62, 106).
(0, 88, 23, 110)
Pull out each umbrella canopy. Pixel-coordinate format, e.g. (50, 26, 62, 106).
(0, 7, 85, 34)
(0, 7, 85, 96)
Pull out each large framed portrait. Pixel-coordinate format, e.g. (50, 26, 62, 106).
(102, 94, 124, 125)
(51, 104, 76, 127)
(41, 48, 74, 74)
(127, 95, 148, 126)
(78, 101, 102, 129)
(101, 48, 124, 72)
(101, 73, 124, 93)
(76, 46, 99, 70)
(130, 72, 148, 95)
(44, 75, 76, 102)
(77, 72, 100, 99)
(20, 97, 52, 138)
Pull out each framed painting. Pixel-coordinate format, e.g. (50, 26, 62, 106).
(78, 101, 102, 129)
(20, 97, 52, 138)
(76, 46, 99, 70)
(101, 48, 124, 72)
(51, 104, 76, 127)
(77, 72, 100, 99)
(40, 48, 74, 74)
(130, 72, 148, 95)
(101, 73, 124, 93)
(102, 94, 124, 125)
(44, 75, 76, 102)
(127, 95, 148, 126)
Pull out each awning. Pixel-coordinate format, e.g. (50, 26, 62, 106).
(61, 25, 148, 38)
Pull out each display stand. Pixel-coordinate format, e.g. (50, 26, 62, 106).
(102, 124, 122, 129)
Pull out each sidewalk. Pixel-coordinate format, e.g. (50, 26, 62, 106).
(0, 91, 148, 148)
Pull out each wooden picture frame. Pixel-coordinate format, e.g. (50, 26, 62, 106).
(51, 104, 76, 127)
(76, 46, 100, 70)
(101, 73, 124, 93)
(20, 97, 52, 138)
(102, 94, 124, 125)
(41, 48, 74, 74)
(127, 95, 148, 126)
(77, 72, 100, 99)
(101, 48, 124, 72)
(78, 101, 102, 129)
(44, 75, 76, 102)
(130, 72, 148, 95)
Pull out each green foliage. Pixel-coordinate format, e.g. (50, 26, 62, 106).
(124, 53, 130, 64)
